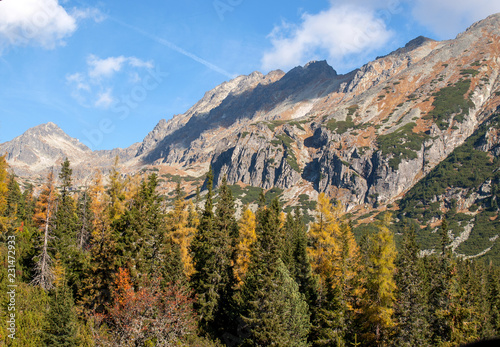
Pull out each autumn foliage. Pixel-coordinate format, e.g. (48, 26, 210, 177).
(97, 268, 196, 346)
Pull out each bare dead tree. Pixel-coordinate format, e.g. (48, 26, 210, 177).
(31, 170, 57, 291)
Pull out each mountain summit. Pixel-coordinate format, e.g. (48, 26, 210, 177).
(120, 12, 500, 209)
(0, 122, 91, 175)
(2, 12, 500, 210)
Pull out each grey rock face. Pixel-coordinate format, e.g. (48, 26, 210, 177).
(3, 13, 500, 209)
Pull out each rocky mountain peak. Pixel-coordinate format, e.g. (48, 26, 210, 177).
(284, 60, 337, 81)
(0, 121, 93, 177)
(24, 121, 65, 137)
(461, 12, 500, 35)
(404, 36, 434, 50)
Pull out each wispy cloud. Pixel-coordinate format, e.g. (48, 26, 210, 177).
(67, 54, 154, 109)
(109, 16, 236, 79)
(94, 88, 114, 108)
(71, 7, 106, 23)
(0, 0, 104, 51)
(261, 4, 393, 72)
(66, 72, 90, 91)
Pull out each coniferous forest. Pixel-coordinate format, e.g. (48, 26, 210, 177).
(1, 154, 500, 346)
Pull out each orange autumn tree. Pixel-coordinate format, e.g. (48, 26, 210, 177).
(101, 268, 196, 346)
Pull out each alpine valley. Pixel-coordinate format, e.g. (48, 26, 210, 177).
(2, 13, 500, 263)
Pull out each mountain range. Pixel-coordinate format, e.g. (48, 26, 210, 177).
(2, 13, 500, 261)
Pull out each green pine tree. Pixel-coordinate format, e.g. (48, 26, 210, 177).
(19, 183, 35, 228)
(5, 173, 21, 221)
(53, 159, 82, 298)
(213, 176, 240, 338)
(428, 218, 454, 344)
(487, 262, 500, 335)
(42, 278, 79, 346)
(241, 198, 311, 346)
(287, 208, 318, 307)
(190, 166, 218, 334)
(76, 189, 93, 250)
(191, 171, 239, 338)
(242, 259, 311, 346)
(393, 224, 431, 346)
(114, 173, 165, 278)
(59, 158, 72, 198)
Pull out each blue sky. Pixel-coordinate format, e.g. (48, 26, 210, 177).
(1, 0, 500, 150)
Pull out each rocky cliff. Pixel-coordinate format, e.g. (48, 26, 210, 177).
(131, 13, 500, 211)
(2, 13, 500, 214)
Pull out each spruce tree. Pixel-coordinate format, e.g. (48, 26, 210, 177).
(393, 224, 431, 346)
(214, 176, 239, 338)
(243, 260, 311, 346)
(428, 218, 454, 344)
(241, 199, 310, 346)
(53, 159, 82, 297)
(42, 277, 79, 346)
(282, 207, 318, 313)
(59, 158, 72, 198)
(76, 189, 93, 250)
(190, 167, 219, 335)
(191, 171, 239, 338)
(78, 170, 117, 314)
(19, 183, 35, 227)
(114, 173, 165, 278)
(5, 173, 21, 220)
(487, 262, 500, 335)
(0, 155, 10, 232)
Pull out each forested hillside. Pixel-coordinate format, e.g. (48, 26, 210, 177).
(397, 110, 500, 263)
(1, 154, 499, 346)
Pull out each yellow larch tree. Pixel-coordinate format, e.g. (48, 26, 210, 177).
(308, 192, 343, 285)
(107, 156, 127, 223)
(88, 170, 109, 237)
(361, 212, 397, 345)
(234, 206, 257, 286)
(308, 192, 363, 345)
(166, 187, 197, 278)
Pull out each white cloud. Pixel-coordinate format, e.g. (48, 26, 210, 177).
(0, 0, 104, 50)
(71, 7, 106, 23)
(94, 88, 114, 108)
(261, 4, 393, 72)
(412, 0, 500, 38)
(128, 57, 154, 69)
(87, 55, 127, 79)
(87, 55, 154, 80)
(66, 72, 90, 91)
(67, 54, 155, 109)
